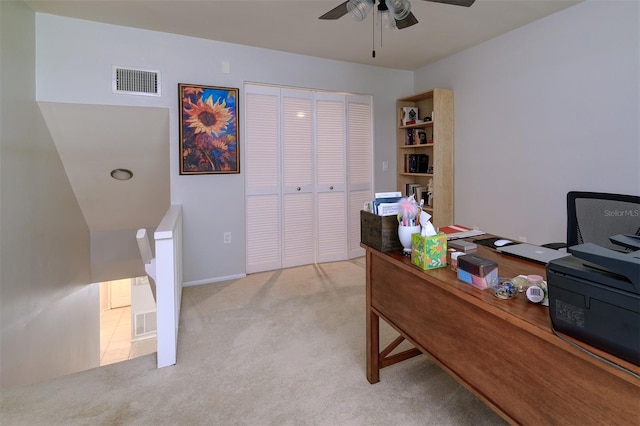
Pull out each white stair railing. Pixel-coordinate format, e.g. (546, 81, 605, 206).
(148, 205, 183, 368)
(136, 228, 157, 302)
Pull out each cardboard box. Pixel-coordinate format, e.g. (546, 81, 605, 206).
(360, 210, 403, 252)
(410, 233, 447, 270)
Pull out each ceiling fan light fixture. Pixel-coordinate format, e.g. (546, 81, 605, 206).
(377, 2, 396, 29)
(389, 0, 411, 21)
(347, 0, 374, 21)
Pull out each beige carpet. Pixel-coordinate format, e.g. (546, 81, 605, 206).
(0, 258, 505, 425)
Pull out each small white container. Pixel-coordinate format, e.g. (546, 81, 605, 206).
(450, 251, 464, 271)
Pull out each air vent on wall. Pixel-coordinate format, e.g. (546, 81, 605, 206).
(134, 311, 157, 337)
(113, 66, 161, 96)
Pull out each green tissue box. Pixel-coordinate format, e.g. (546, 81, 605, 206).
(411, 233, 447, 270)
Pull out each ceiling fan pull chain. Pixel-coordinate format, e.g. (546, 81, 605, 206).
(372, 9, 376, 58)
(380, 13, 383, 47)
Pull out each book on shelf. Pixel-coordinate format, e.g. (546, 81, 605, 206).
(405, 183, 423, 198)
(417, 154, 429, 173)
(405, 129, 415, 145)
(404, 154, 429, 173)
(405, 128, 429, 146)
(422, 190, 433, 207)
(438, 224, 486, 240)
(404, 154, 417, 173)
(405, 183, 413, 196)
(412, 186, 424, 202)
(402, 107, 419, 125)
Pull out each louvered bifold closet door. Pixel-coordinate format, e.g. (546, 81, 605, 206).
(245, 85, 282, 274)
(346, 95, 373, 259)
(246, 84, 373, 273)
(315, 93, 348, 263)
(281, 89, 315, 268)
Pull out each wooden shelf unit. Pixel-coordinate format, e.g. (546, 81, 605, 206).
(396, 88, 454, 228)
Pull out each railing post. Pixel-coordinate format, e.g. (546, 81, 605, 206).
(154, 205, 183, 368)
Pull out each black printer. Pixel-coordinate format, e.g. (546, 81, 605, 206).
(546, 234, 640, 366)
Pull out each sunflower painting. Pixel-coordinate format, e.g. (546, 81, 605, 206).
(179, 84, 239, 174)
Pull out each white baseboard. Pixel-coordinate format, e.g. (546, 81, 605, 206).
(182, 273, 247, 287)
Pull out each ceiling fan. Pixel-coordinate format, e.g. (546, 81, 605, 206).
(319, 0, 476, 30)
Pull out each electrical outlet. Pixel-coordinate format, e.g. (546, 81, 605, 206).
(224, 232, 231, 244)
(382, 161, 388, 172)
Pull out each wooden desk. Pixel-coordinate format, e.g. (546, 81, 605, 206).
(363, 243, 640, 425)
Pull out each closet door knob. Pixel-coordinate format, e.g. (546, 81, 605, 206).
(297, 187, 301, 191)
(329, 186, 334, 190)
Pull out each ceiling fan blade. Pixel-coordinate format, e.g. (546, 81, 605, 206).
(319, 1, 350, 20)
(396, 11, 418, 29)
(423, 0, 476, 7)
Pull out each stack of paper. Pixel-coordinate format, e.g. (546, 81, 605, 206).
(438, 224, 486, 240)
(373, 191, 402, 216)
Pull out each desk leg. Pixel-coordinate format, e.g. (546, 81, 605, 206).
(366, 249, 380, 384)
(367, 309, 380, 384)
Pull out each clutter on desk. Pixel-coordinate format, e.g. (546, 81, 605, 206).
(491, 274, 549, 304)
(397, 195, 422, 227)
(473, 236, 517, 249)
(362, 193, 437, 255)
(509, 275, 529, 293)
(395, 195, 432, 257)
(399, 224, 421, 255)
(360, 210, 403, 253)
(396, 197, 421, 256)
(448, 239, 477, 252)
(522, 274, 547, 304)
(411, 232, 447, 270)
(456, 254, 499, 290)
(406, 195, 446, 268)
(492, 279, 518, 299)
(439, 224, 486, 240)
(449, 251, 464, 271)
(364, 191, 403, 216)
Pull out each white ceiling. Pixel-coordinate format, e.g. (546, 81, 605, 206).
(38, 102, 171, 232)
(25, 0, 583, 71)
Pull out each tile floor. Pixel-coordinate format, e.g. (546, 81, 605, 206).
(100, 306, 157, 366)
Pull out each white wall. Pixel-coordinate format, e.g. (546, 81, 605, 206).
(5, 0, 636, 389)
(35, 14, 413, 284)
(90, 228, 149, 283)
(413, 0, 640, 245)
(0, 0, 98, 389)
